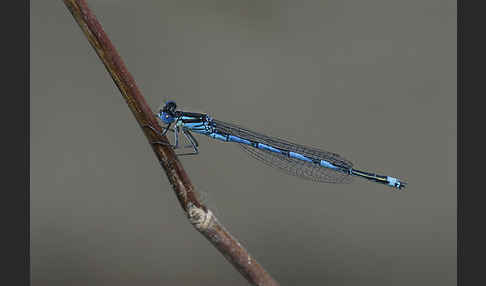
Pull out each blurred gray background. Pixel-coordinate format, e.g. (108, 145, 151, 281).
(31, 1, 456, 285)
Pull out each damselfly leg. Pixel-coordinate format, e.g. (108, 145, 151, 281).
(141, 123, 198, 156)
(180, 129, 199, 155)
(172, 126, 199, 156)
(185, 129, 199, 147)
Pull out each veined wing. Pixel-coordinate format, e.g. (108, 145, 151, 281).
(211, 119, 353, 169)
(211, 119, 354, 183)
(238, 144, 353, 183)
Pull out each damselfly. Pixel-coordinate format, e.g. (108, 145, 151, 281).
(145, 101, 406, 190)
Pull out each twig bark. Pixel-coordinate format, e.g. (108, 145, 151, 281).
(62, 1, 279, 285)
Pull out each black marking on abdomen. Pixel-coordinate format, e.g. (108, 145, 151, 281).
(280, 150, 290, 157)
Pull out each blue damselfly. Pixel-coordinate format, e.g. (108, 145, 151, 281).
(145, 101, 406, 190)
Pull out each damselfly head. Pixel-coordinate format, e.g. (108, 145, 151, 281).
(162, 101, 177, 114)
(158, 100, 177, 124)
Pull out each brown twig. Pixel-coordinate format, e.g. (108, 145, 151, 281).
(62, 1, 279, 285)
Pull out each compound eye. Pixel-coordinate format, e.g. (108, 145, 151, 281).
(166, 101, 177, 111)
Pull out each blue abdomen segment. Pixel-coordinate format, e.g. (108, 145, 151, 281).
(260, 143, 284, 154)
(386, 176, 405, 189)
(320, 159, 338, 170)
(289, 151, 312, 163)
(229, 135, 252, 145)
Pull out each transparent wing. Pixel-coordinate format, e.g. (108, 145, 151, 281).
(211, 119, 353, 169)
(211, 119, 354, 183)
(238, 144, 353, 183)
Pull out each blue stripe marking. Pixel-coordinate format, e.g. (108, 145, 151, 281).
(258, 143, 284, 154)
(320, 159, 338, 170)
(228, 135, 251, 145)
(184, 123, 203, 129)
(210, 132, 228, 141)
(289, 151, 313, 163)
